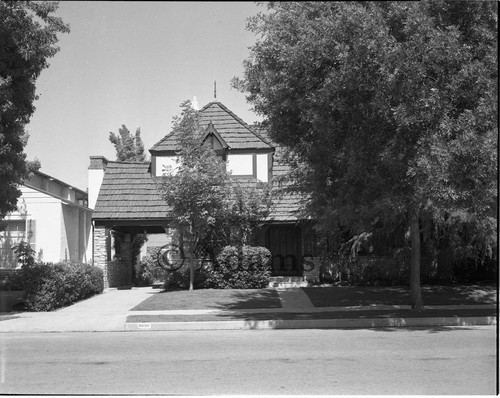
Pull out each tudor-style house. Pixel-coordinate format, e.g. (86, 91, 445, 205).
(89, 101, 323, 288)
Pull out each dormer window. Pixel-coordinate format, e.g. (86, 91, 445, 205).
(149, 101, 274, 181)
(155, 155, 180, 176)
(227, 152, 270, 182)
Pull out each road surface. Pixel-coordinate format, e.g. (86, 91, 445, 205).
(0, 326, 496, 395)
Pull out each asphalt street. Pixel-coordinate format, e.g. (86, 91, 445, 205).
(0, 326, 496, 395)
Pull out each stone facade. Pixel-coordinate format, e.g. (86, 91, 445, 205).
(93, 225, 108, 287)
(93, 225, 133, 288)
(302, 257, 322, 284)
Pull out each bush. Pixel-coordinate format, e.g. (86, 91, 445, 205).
(136, 255, 166, 286)
(204, 246, 271, 289)
(22, 263, 104, 311)
(164, 261, 208, 290)
(320, 255, 409, 287)
(0, 270, 24, 291)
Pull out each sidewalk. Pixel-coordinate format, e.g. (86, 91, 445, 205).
(0, 287, 157, 332)
(0, 286, 496, 333)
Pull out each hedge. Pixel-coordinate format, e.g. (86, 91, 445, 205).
(204, 245, 272, 289)
(23, 263, 104, 311)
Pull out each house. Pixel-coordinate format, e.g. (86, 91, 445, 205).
(89, 101, 323, 288)
(0, 170, 92, 268)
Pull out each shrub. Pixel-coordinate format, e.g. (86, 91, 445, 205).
(0, 270, 24, 291)
(12, 241, 36, 268)
(136, 255, 166, 286)
(22, 263, 104, 311)
(320, 255, 409, 286)
(164, 261, 208, 290)
(204, 246, 271, 289)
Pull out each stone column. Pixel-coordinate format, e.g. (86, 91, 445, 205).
(122, 233, 132, 286)
(93, 224, 109, 288)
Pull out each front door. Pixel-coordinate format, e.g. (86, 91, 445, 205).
(266, 225, 302, 276)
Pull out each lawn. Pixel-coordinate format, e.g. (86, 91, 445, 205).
(131, 288, 282, 311)
(302, 284, 497, 307)
(130, 284, 496, 312)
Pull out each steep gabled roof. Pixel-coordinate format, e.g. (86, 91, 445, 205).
(200, 122, 228, 149)
(150, 101, 273, 153)
(92, 162, 170, 220)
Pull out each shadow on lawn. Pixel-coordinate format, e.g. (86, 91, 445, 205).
(210, 284, 496, 334)
(301, 284, 497, 307)
(212, 289, 281, 310)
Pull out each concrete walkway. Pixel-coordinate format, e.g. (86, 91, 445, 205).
(0, 287, 157, 332)
(277, 287, 315, 308)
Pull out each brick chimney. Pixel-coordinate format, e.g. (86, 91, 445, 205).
(88, 156, 108, 210)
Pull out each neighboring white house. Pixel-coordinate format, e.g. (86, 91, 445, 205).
(0, 170, 92, 268)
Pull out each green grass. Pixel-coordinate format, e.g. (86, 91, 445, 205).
(131, 284, 496, 312)
(131, 288, 282, 311)
(302, 284, 497, 307)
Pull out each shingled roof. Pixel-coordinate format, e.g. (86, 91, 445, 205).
(150, 101, 273, 153)
(92, 158, 304, 223)
(93, 101, 305, 223)
(92, 162, 170, 221)
(266, 147, 306, 222)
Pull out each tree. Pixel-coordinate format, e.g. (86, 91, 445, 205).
(0, 1, 69, 222)
(159, 100, 273, 290)
(109, 125, 147, 162)
(234, 1, 497, 309)
(159, 101, 231, 290)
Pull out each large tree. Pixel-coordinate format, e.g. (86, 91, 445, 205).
(0, 1, 69, 221)
(109, 125, 147, 162)
(234, 1, 498, 309)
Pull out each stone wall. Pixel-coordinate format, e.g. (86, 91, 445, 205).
(93, 225, 109, 287)
(302, 257, 322, 283)
(93, 225, 133, 288)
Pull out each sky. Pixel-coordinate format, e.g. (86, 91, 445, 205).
(25, 1, 264, 191)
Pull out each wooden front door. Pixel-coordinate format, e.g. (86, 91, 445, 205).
(266, 225, 302, 276)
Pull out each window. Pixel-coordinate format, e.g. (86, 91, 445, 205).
(227, 154, 253, 176)
(227, 153, 270, 182)
(0, 220, 28, 268)
(155, 156, 179, 176)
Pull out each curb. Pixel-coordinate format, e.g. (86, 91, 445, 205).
(125, 315, 497, 331)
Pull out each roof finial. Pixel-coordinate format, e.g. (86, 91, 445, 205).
(214, 80, 217, 100)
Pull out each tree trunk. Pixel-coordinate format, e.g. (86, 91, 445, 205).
(189, 257, 194, 291)
(180, 229, 194, 291)
(409, 208, 424, 311)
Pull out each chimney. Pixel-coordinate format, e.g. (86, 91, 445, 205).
(88, 156, 108, 210)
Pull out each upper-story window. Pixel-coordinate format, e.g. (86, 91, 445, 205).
(227, 153, 269, 182)
(155, 156, 180, 176)
(153, 152, 271, 183)
(227, 154, 252, 176)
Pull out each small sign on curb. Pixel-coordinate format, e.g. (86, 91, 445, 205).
(137, 323, 151, 330)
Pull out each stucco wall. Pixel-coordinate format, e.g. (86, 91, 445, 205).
(18, 186, 62, 263)
(61, 204, 81, 262)
(2, 186, 92, 266)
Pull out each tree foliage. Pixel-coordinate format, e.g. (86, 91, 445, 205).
(0, 1, 69, 220)
(159, 100, 272, 290)
(109, 124, 147, 162)
(235, 1, 498, 309)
